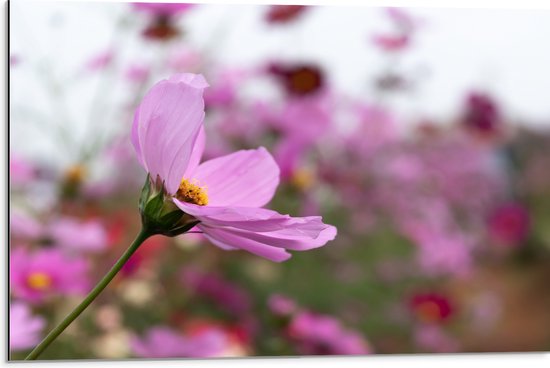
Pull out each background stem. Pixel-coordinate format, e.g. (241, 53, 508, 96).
(24, 228, 152, 360)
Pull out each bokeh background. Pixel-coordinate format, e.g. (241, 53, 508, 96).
(9, 1, 550, 359)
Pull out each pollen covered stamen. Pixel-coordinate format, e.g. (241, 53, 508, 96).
(27, 272, 53, 291)
(176, 178, 209, 206)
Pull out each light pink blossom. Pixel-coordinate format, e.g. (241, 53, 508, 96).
(131, 326, 228, 358)
(9, 302, 45, 351)
(131, 73, 336, 261)
(288, 311, 372, 355)
(50, 217, 108, 253)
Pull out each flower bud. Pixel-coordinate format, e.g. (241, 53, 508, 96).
(138, 175, 199, 237)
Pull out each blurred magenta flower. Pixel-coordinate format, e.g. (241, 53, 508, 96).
(133, 2, 195, 41)
(9, 302, 45, 352)
(288, 311, 372, 355)
(131, 326, 228, 358)
(268, 62, 325, 97)
(132, 73, 336, 261)
(265, 5, 308, 24)
(50, 217, 108, 253)
(409, 292, 454, 324)
(10, 248, 90, 304)
(487, 202, 530, 247)
(462, 92, 502, 138)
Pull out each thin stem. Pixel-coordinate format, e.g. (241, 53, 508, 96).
(24, 228, 152, 360)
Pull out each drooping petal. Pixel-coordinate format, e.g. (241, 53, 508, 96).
(132, 73, 208, 194)
(201, 226, 292, 262)
(191, 147, 280, 207)
(172, 201, 336, 261)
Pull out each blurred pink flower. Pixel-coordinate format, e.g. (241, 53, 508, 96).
(10, 211, 44, 241)
(372, 34, 409, 52)
(268, 294, 297, 316)
(204, 69, 250, 108)
(372, 8, 418, 52)
(132, 73, 336, 261)
(125, 64, 150, 83)
(487, 202, 530, 247)
(133, 2, 195, 16)
(85, 49, 114, 72)
(180, 268, 251, 316)
(288, 311, 372, 355)
(414, 324, 459, 353)
(167, 48, 203, 72)
(50, 217, 108, 253)
(10, 248, 90, 304)
(386, 7, 417, 32)
(131, 326, 228, 358)
(10, 154, 36, 186)
(9, 302, 45, 351)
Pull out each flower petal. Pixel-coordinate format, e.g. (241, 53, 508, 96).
(201, 226, 292, 262)
(182, 126, 205, 179)
(172, 202, 337, 261)
(132, 73, 207, 194)
(192, 147, 280, 207)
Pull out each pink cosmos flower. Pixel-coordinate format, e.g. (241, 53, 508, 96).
(49, 217, 108, 253)
(9, 302, 45, 351)
(131, 73, 336, 261)
(288, 311, 372, 355)
(131, 326, 228, 358)
(10, 248, 90, 304)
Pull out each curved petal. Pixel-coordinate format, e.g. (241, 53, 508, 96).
(132, 73, 208, 195)
(192, 147, 280, 207)
(172, 201, 337, 261)
(201, 226, 292, 262)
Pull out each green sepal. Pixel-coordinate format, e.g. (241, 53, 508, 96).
(138, 175, 200, 237)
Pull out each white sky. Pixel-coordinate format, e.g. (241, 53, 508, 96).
(9, 1, 550, 161)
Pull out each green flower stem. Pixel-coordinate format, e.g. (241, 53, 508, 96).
(24, 228, 152, 360)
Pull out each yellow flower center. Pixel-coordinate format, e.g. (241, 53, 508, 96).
(27, 272, 53, 290)
(64, 164, 86, 184)
(291, 168, 315, 191)
(175, 178, 209, 206)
